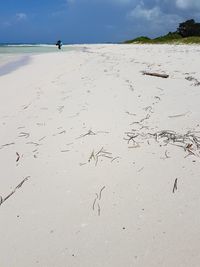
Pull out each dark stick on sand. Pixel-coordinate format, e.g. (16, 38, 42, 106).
(0, 176, 30, 206)
(0, 142, 15, 149)
(173, 178, 178, 193)
(16, 152, 20, 162)
(143, 71, 169, 79)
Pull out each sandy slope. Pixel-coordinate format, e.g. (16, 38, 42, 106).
(0, 44, 200, 267)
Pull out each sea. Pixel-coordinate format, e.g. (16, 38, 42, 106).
(0, 43, 74, 54)
(0, 44, 75, 76)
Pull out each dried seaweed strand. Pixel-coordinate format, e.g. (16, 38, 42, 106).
(1, 142, 15, 148)
(88, 150, 95, 162)
(97, 203, 101, 216)
(26, 142, 41, 146)
(77, 129, 96, 139)
(111, 157, 120, 162)
(99, 186, 106, 200)
(0, 176, 30, 206)
(18, 132, 30, 138)
(173, 178, 178, 193)
(92, 193, 98, 210)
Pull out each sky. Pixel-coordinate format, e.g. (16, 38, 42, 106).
(0, 0, 200, 43)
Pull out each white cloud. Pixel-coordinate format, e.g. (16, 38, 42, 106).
(16, 13, 27, 21)
(176, 0, 200, 10)
(129, 4, 161, 21)
(127, 3, 182, 36)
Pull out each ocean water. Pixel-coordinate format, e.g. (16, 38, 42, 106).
(0, 44, 73, 54)
(0, 44, 75, 76)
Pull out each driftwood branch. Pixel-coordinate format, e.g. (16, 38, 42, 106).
(143, 71, 169, 79)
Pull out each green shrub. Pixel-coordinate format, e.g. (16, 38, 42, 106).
(124, 19, 200, 44)
(124, 36, 151, 44)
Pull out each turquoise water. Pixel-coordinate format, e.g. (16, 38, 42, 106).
(0, 44, 72, 54)
(0, 44, 75, 76)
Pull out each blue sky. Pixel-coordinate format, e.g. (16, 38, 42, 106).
(0, 0, 200, 43)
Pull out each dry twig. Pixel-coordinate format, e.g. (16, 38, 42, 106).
(125, 128, 200, 158)
(99, 186, 106, 200)
(92, 193, 98, 210)
(26, 142, 41, 146)
(89, 147, 115, 166)
(92, 186, 106, 216)
(97, 204, 101, 216)
(16, 152, 20, 162)
(111, 157, 120, 162)
(173, 178, 178, 193)
(0, 176, 30, 206)
(168, 112, 189, 119)
(0, 142, 15, 149)
(77, 129, 96, 139)
(143, 71, 169, 79)
(18, 132, 30, 138)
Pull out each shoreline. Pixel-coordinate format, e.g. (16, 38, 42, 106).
(0, 55, 31, 76)
(0, 45, 84, 76)
(0, 42, 198, 77)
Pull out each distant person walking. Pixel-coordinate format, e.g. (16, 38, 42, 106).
(56, 40, 63, 50)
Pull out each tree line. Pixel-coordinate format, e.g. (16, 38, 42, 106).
(177, 19, 200, 37)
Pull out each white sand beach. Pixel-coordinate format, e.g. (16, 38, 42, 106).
(1, 44, 200, 267)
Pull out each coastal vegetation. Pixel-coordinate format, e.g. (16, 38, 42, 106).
(125, 19, 200, 44)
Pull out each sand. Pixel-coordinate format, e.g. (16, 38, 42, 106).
(0, 44, 200, 267)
